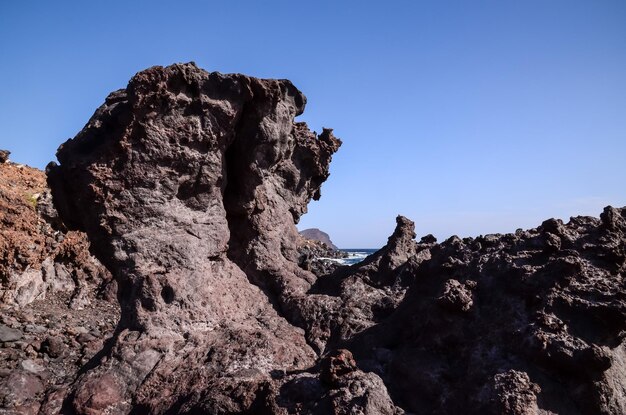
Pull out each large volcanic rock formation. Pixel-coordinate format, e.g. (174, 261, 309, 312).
(1, 62, 623, 414)
(48, 63, 401, 414)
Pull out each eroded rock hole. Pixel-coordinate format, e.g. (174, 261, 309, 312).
(161, 285, 175, 304)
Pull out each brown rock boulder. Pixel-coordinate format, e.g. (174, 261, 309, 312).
(49, 62, 362, 413)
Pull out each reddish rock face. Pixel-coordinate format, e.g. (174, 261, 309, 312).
(0, 161, 112, 308)
(49, 63, 393, 414)
(0, 159, 119, 414)
(320, 349, 358, 387)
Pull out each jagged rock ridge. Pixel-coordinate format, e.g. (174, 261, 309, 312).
(346, 208, 626, 414)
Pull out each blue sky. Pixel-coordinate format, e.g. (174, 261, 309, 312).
(1, 1, 625, 247)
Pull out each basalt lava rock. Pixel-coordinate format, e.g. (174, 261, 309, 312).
(296, 215, 432, 353)
(345, 207, 626, 414)
(320, 349, 358, 387)
(0, 160, 114, 308)
(49, 63, 400, 414)
(0, 158, 118, 415)
(39, 62, 626, 414)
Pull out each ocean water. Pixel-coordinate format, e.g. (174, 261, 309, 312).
(337, 249, 378, 266)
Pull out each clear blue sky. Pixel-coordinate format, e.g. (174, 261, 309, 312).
(1, 1, 625, 248)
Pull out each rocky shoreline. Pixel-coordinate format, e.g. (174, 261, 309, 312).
(0, 63, 624, 414)
(297, 234, 348, 277)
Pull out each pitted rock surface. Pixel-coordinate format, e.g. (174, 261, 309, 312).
(345, 207, 626, 414)
(0, 160, 118, 414)
(49, 63, 400, 414)
(0, 161, 113, 308)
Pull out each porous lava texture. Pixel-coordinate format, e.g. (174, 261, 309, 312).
(4, 62, 623, 414)
(48, 63, 401, 414)
(344, 208, 626, 414)
(0, 158, 114, 308)
(0, 157, 118, 415)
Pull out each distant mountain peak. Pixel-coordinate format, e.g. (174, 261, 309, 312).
(299, 228, 338, 250)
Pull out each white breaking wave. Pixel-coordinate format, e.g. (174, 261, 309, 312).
(314, 249, 378, 266)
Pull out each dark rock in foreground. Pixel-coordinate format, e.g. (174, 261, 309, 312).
(1, 63, 624, 414)
(346, 208, 626, 414)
